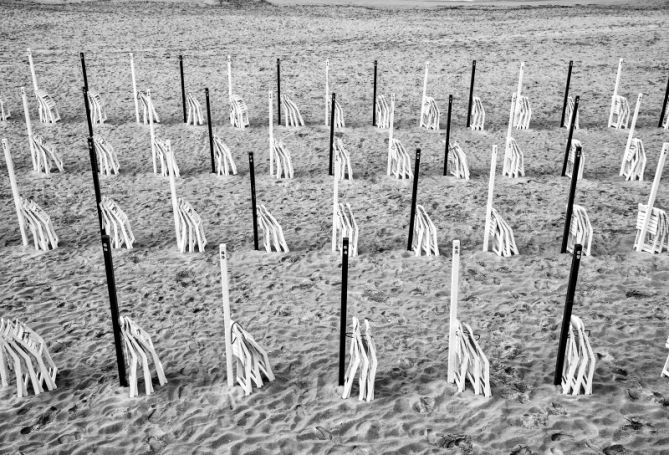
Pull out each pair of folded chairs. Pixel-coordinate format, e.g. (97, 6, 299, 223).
(334, 138, 353, 181)
(87, 90, 106, 124)
(0, 318, 57, 398)
(565, 139, 584, 179)
(420, 97, 440, 130)
(186, 93, 203, 126)
(154, 139, 180, 178)
(503, 137, 525, 178)
(513, 96, 532, 130)
(564, 96, 580, 130)
(100, 197, 135, 249)
(258, 204, 289, 253)
(412, 205, 439, 256)
(280, 95, 304, 128)
(94, 135, 119, 176)
(229, 95, 249, 129)
(119, 316, 167, 398)
(22, 198, 59, 251)
(452, 320, 491, 397)
(609, 95, 630, 129)
(470, 97, 485, 131)
(137, 91, 160, 125)
(230, 320, 275, 396)
(635, 204, 668, 254)
(447, 142, 470, 180)
(387, 139, 413, 180)
(176, 199, 207, 253)
(342, 317, 377, 402)
(375, 95, 391, 129)
(487, 207, 519, 257)
(560, 315, 596, 395)
(1, 98, 10, 122)
(329, 96, 345, 129)
(566, 204, 593, 256)
(213, 136, 238, 176)
(333, 203, 359, 257)
(270, 139, 294, 179)
(30, 134, 63, 175)
(620, 138, 646, 181)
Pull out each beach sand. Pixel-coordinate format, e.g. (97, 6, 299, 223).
(0, 0, 668, 453)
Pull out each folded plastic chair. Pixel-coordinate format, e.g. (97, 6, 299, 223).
(119, 316, 167, 398)
(258, 204, 289, 253)
(662, 336, 669, 379)
(227, 56, 249, 129)
(608, 59, 630, 129)
(503, 94, 525, 178)
(137, 91, 160, 125)
(229, 320, 275, 396)
(566, 204, 593, 256)
(334, 138, 353, 181)
(280, 95, 304, 127)
(342, 317, 377, 402)
(470, 97, 485, 131)
(31, 135, 64, 175)
(186, 93, 204, 126)
(412, 205, 439, 256)
(87, 90, 107, 124)
(620, 94, 645, 181)
(1, 98, 11, 122)
(512, 62, 531, 130)
(419, 61, 440, 130)
(93, 135, 120, 176)
(375, 95, 391, 129)
(565, 139, 584, 179)
(329, 96, 345, 129)
(560, 315, 596, 395)
(154, 139, 180, 178)
(213, 136, 238, 176)
(100, 197, 135, 249)
(21, 198, 58, 251)
(448, 142, 470, 180)
(564, 96, 580, 130)
(177, 199, 207, 253)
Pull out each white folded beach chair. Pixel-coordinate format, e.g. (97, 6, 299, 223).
(87, 90, 107, 124)
(560, 315, 596, 395)
(119, 316, 167, 398)
(186, 92, 203, 126)
(270, 139, 294, 179)
(376, 94, 391, 129)
(620, 94, 645, 181)
(0, 318, 58, 399)
(608, 59, 630, 129)
(663, 110, 669, 130)
(564, 96, 579, 130)
(100, 196, 135, 249)
(330, 96, 345, 129)
(566, 204, 593, 256)
(227, 56, 249, 129)
(386, 94, 412, 179)
(1, 99, 10, 122)
(470, 97, 485, 131)
(229, 319, 275, 396)
(512, 62, 531, 130)
(93, 135, 120, 176)
(176, 199, 207, 253)
(447, 142, 470, 181)
(488, 208, 519, 257)
(504, 94, 525, 178)
(31, 135, 64, 175)
(154, 139, 180, 178)
(412, 205, 439, 256)
(213, 136, 237, 176)
(229, 95, 249, 129)
(258, 204, 289, 253)
(332, 157, 359, 257)
(447, 241, 491, 397)
(342, 317, 377, 402)
(419, 61, 440, 130)
(334, 138, 353, 181)
(21, 198, 58, 251)
(635, 143, 669, 254)
(280, 95, 304, 128)
(137, 91, 160, 125)
(565, 139, 584, 180)
(27, 49, 60, 124)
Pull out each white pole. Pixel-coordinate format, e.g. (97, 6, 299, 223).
(420, 61, 429, 127)
(621, 93, 643, 176)
(268, 90, 274, 176)
(2, 139, 28, 246)
(227, 55, 233, 101)
(130, 53, 140, 124)
(387, 93, 395, 175)
(516, 61, 524, 100)
(447, 239, 460, 383)
(325, 58, 329, 127)
(483, 145, 497, 252)
(636, 143, 669, 252)
(609, 58, 623, 127)
(20, 87, 36, 171)
(147, 90, 157, 174)
(219, 244, 234, 388)
(27, 49, 39, 93)
(332, 156, 339, 252)
(166, 143, 181, 251)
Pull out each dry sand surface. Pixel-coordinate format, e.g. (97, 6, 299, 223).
(1, 0, 669, 453)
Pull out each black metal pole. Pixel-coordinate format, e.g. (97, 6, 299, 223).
(466, 60, 476, 128)
(553, 243, 582, 386)
(561, 96, 580, 177)
(407, 148, 421, 251)
(179, 55, 186, 123)
(329, 93, 336, 176)
(83, 87, 94, 138)
(248, 152, 259, 251)
(659, 76, 669, 128)
(80, 52, 89, 92)
(338, 237, 349, 387)
(560, 61, 574, 128)
(443, 95, 453, 176)
(277, 58, 281, 126)
(372, 60, 378, 127)
(87, 137, 104, 235)
(561, 146, 582, 254)
(205, 88, 215, 174)
(101, 234, 128, 388)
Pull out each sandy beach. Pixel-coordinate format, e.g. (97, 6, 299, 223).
(0, 0, 668, 453)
